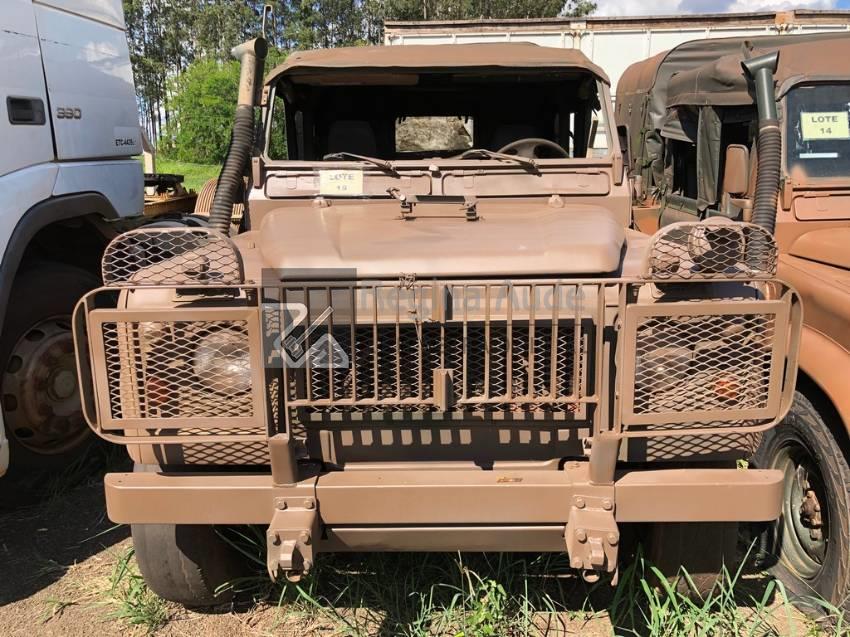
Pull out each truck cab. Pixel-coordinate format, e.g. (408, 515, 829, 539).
(617, 32, 850, 611)
(0, 0, 142, 478)
(74, 41, 800, 606)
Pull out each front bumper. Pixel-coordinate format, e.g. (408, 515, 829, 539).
(106, 463, 782, 578)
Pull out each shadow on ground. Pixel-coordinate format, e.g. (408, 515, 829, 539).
(0, 448, 131, 606)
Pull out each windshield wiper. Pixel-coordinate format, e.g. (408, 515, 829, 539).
(322, 152, 399, 175)
(458, 148, 539, 172)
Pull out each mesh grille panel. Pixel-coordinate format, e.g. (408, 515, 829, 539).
(632, 312, 776, 417)
(102, 320, 253, 420)
(102, 228, 242, 286)
(646, 221, 777, 280)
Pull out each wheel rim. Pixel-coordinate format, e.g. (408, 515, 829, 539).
(775, 440, 829, 580)
(1, 316, 89, 455)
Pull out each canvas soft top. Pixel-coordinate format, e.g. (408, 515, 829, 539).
(667, 33, 850, 107)
(265, 42, 609, 85)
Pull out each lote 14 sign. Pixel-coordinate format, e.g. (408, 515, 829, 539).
(800, 111, 850, 141)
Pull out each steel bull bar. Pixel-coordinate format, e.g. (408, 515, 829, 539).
(105, 453, 783, 582)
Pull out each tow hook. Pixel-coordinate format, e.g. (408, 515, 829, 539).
(267, 496, 319, 582)
(564, 494, 619, 584)
(800, 488, 824, 541)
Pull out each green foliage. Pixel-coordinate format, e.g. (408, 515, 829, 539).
(106, 547, 169, 633)
(161, 58, 240, 164)
(154, 159, 220, 192)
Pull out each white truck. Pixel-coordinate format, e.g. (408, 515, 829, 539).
(0, 0, 142, 477)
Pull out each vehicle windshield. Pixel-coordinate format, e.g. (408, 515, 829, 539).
(785, 82, 850, 181)
(265, 72, 612, 164)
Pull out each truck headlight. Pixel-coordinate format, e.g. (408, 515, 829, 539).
(635, 347, 692, 394)
(192, 329, 251, 396)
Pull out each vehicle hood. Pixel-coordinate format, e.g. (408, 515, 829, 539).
(256, 200, 626, 278)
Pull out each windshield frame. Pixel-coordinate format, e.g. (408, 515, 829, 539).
(260, 78, 618, 173)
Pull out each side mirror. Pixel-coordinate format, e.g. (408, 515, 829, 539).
(722, 144, 750, 195)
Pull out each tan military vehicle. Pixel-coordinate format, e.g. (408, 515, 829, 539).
(74, 39, 802, 606)
(618, 33, 850, 609)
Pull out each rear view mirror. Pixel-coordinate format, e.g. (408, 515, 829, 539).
(722, 144, 750, 195)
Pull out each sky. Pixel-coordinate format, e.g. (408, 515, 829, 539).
(594, 0, 850, 16)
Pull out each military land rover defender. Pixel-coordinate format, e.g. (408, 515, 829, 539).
(74, 40, 801, 606)
(617, 32, 850, 609)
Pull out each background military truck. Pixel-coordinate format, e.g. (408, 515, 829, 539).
(74, 39, 801, 606)
(617, 32, 850, 610)
(0, 0, 143, 478)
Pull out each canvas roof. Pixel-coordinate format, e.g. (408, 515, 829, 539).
(666, 33, 850, 107)
(265, 42, 609, 85)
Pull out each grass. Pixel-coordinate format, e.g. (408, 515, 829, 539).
(103, 547, 169, 634)
(208, 527, 845, 637)
(151, 158, 219, 193)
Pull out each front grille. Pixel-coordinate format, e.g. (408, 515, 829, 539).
(102, 320, 253, 420)
(277, 282, 596, 418)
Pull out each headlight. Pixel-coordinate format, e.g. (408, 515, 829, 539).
(192, 329, 251, 396)
(635, 347, 692, 394)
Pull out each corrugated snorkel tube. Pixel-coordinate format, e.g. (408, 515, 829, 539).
(209, 37, 268, 235)
(741, 49, 781, 234)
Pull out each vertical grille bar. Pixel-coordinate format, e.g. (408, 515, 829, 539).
(395, 286, 401, 399)
(550, 284, 560, 398)
(484, 285, 491, 399)
(573, 284, 583, 398)
(528, 284, 536, 397)
(326, 285, 334, 400)
(372, 285, 379, 400)
(462, 285, 469, 399)
(350, 286, 357, 401)
(304, 286, 313, 402)
(506, 283, 513, 398)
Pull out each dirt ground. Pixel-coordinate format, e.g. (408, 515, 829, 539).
(0, 470, 828, 637)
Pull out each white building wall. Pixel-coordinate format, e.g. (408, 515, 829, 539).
(386, 16, 850, 95)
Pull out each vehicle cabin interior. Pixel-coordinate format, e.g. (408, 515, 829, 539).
(267, 69, 609, 161)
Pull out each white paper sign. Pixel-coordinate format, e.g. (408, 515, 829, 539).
(800, 111, 850, 141)
(318, 170, 364, 196)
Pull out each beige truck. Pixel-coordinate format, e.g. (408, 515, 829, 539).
(74, 40, 802, 606)
(617, 33, 850, 610)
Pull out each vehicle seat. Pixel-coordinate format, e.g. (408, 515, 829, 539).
(489, 124, 539, 151)
(327, 120, 377, 156)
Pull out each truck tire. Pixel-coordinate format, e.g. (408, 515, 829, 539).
(0, 263, 99, 472)
(753, 392, 850, 612)
(646, 522, 738, 600)
(132, 522, 248, 607)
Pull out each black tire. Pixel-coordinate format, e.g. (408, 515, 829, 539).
(646, 522, 739, 599)
(753, 392, 850, 612)
(131, 466, 249, 607)
(0, 263, 100, 473)
(133, 523, 249, 607)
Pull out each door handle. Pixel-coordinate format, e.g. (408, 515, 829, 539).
(6, 96, 46, 125)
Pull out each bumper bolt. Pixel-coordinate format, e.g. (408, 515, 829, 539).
(305, 499, 315, 510)
(575, 497, 586, 509)
(570, 556, 583, 569)
(575, 528, 587, 543)
(276, 500, 288, 510)
(607, 532, 619, 545)
(602, 498, 613, 511)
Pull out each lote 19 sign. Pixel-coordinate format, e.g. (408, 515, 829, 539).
(800, 111, 850, 141)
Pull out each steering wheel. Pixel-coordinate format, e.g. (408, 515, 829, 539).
(498, 138, 569, 159)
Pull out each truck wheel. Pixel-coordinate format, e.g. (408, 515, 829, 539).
(0, 264, 99, 471)
(646, 522, 738, 599)
(133, 523, 248, 607)
(753, 392, 850, 611)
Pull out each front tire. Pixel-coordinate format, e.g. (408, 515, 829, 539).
(133, 522, 248, 607)
(754, 392, 850, 612)
(646, 522, 738, 599)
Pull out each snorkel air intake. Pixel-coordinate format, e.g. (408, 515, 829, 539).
(742, 50, 781, 235)
(209, 37, 268, 235)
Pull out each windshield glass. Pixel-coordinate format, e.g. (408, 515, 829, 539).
(265, 74, 611, 163)
(786, 82, 850, 180)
